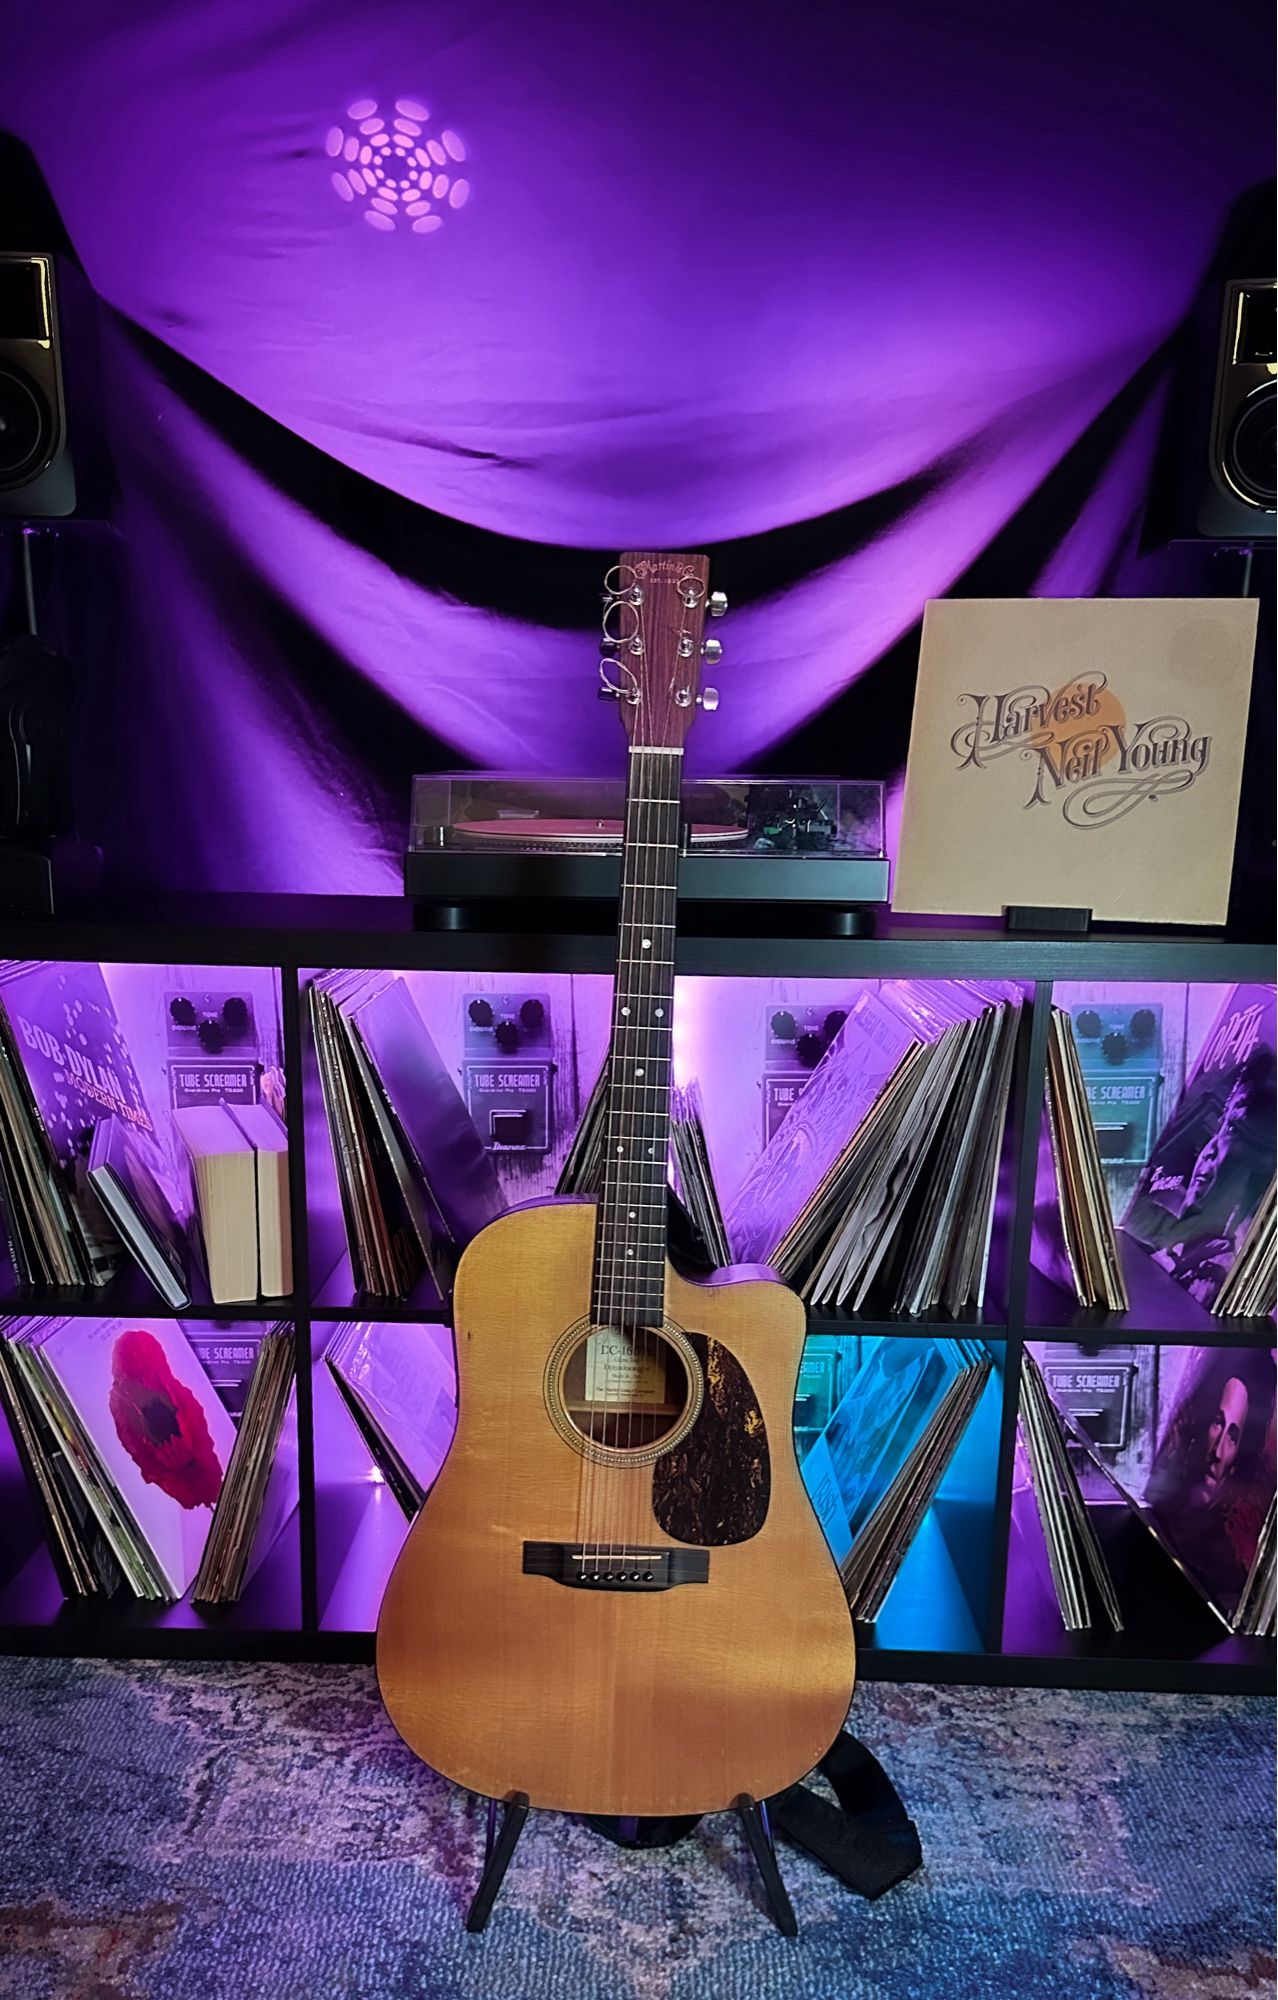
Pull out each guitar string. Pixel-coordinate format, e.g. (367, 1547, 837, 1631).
(620, 577, 695, 1564)
(621, 588, 656, 1568)
(592, 567, 648, 1578)
(615, 580, 663, 1567)
(587, 567, 699, 1576)
(581, 568, 620, 1579)
(623, 579, 684, 1563)
(587, 571, 636, 1579)
(634, 608, 676, 1559)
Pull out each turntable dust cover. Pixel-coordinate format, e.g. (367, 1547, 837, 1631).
(892, 598, 1258, 925)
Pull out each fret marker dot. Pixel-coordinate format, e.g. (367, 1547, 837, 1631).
(642, 939, 652, 950)
(635, 1068, 644, 1078)
(655, 1008, 664, 1019)
(621, 1006, 630, 1017)
(617, 1144, 624, 1155)
(629, 1211, 636, 1220)
(627, 1248, 635, 1257)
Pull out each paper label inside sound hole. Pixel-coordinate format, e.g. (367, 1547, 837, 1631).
(584, 1332, 667, 1406)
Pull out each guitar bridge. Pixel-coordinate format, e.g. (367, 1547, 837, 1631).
(521, 1543, 709, 1590)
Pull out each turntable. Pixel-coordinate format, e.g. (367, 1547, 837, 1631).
(405, 774, 888, 926)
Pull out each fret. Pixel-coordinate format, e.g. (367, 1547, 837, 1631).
(590, 735, 685, 1330)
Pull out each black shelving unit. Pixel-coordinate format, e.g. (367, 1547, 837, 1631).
(0, 894, 1272, 1693)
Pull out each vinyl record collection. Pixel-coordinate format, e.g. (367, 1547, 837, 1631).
(727, 981, 1020, 1313)
(0, 964, 1272, 1640)
(1017, 1344, 1276, 1637)
(1040, 1007, 1130, 1311)
(0, 963, 290, 1308)
(0, 1317, 297, 1604)
(309, 972, 503, 1302)
(324, 1320, 457, 1518)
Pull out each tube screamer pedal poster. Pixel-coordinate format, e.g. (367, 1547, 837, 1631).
(892, 599, 1258, 925)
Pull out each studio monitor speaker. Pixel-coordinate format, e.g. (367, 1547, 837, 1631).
(0, 252, 76, 518)
(1197, 279, 1275, 539)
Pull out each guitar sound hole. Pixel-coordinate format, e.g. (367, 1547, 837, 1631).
(546, 1322, 703, 1464)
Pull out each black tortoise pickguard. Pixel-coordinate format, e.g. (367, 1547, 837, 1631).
(651, 1331, 771, 1546)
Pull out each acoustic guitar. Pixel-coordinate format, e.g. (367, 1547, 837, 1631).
(377, 552, 856, 1818)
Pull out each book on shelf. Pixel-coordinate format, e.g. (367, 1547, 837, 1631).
(0, 1315, 237, 1600)
(1037, 1008, 1129, 1312)
(226, 1102, 293, 1299)
(726, 981, 1019, 1314)
(1124, 984, 1275, 1314)
(171, 1103, 292, 1304)
(1018, 1342, 1276, 1635)
(174, 1107, 253, 1305)
(799, 1335, 992, 1622)
(310, 972, 503, 1302)
(0, 961, 184, 1291)
(324, 1320, 457, 1518)
(192, 1325, 298, 1606)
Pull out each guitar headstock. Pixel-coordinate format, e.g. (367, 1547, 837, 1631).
(598, 550, 726, 750)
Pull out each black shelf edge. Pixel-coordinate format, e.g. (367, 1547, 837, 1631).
(0, 895, 1272, 980)
(309, 1300, 452, 1324)
(804, 1305, 1006, 1339)
(0, 1280, 299, 1323)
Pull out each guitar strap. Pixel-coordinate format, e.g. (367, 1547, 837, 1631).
(768, 1730, 924, 1900)
(585, 1728, 923, 1900)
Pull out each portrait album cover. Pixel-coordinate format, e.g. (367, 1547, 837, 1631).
(892, 597, 1259, 925)
(1124, 984, 1275, 1306)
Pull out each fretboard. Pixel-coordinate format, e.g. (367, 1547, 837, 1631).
(591, 745, 683, 1333)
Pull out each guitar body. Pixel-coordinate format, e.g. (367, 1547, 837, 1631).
(377, 1198, 856, 1816)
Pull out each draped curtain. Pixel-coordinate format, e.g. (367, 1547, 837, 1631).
(1, 0, 1272, 891)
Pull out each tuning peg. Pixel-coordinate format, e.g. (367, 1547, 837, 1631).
(707, 590, 728, 617)
(597, 683, 622, 702)
(698, 687, 720, 712)
(701, 637, 723, 664)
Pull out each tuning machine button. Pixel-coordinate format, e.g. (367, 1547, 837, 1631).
(707, 590, 728, 618)
(701, 637, 723, 664)
(698, 687, 720, 712)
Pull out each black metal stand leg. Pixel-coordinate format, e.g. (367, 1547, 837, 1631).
(734, 1793, 798, 1937)
(465, 1792, 530, 1934)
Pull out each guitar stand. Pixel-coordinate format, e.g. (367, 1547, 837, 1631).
(465, 1793, 531, 1933)
(463, 1730, 922, 1935)
(463, 1790, 796, 1937)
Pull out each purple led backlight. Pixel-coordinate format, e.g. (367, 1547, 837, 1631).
(325, 95, 470, 235)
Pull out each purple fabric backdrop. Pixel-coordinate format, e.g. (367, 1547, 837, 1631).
(1, 0, 1272, 891)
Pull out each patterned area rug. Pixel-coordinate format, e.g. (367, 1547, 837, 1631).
(0, 1660, 1272, 2000)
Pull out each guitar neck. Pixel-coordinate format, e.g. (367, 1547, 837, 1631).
(591, 744, 683, 1332)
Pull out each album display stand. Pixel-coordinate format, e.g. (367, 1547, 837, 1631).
(1004, 905, 1092, 935)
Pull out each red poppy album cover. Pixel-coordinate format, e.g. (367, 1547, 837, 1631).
(27, 1317, 237, 1598)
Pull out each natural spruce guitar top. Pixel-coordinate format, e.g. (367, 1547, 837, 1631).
(376, 553, 856, 1819)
